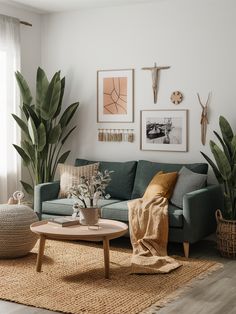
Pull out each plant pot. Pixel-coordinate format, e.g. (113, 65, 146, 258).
(79, 207, 99, 226)
(215, 209, 236, 258)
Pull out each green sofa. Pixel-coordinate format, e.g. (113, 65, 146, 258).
(34, 159, 224, 257)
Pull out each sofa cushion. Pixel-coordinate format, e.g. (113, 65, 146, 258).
(42, 198, 121, 216)
(171, 167, 207, 208)
(131, 160, 208, 199)
(75, 158, 137, 200)
(42, 198, 75, 216)
(101, 201, 129, 221)
(101, 201, 183, 228)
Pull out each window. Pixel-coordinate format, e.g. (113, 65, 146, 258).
(0, 15, 21, 202)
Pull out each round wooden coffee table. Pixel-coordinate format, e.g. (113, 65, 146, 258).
(30, 219, 128, 279)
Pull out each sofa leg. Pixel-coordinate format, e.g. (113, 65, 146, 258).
(183, 242, 189, 258)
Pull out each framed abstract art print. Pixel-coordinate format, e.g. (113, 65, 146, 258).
(97, 69, 134, 122)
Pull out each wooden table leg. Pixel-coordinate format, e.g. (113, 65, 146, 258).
(103, 237, 110, 279)
(36, 235, 46, 272)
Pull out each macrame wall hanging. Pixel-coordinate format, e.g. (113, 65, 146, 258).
(98, 129, 134, 142)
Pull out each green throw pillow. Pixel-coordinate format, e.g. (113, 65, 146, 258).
(170, 166, 207, 208)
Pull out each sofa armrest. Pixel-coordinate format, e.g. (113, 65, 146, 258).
(34, 181, 60, 219)
(183, 185, 224, 243)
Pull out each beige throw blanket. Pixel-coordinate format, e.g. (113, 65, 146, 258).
(128, 195, 181, 274)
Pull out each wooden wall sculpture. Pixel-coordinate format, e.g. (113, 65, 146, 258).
(142, 62, 170, 104)
(197, 92, 212, 145)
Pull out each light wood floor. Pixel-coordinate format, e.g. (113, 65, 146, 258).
(0, 235, 235, 314)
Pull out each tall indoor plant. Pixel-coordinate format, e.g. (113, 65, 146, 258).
(201, 115, 236, 257)
(12, 67, 79, 195)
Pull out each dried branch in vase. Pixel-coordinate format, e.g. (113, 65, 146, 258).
(67, 170, 114, 208)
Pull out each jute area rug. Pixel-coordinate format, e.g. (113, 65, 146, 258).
(0, 240, 222, 314)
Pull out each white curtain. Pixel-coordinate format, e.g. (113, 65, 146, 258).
(0, 14, 21, 203)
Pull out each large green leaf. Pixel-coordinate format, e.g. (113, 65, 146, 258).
(54, 77, 65, 118)
(23, 103, 40, 128)
(213, 131, 231, 163)
(36, 67, 49, 109)
(28, 117, 38, 145)
(61, 126, 76, 145)
(51, 150, 71, 179)
(22, 140, 35, 163)
(37, 122, 46, 152)
(13, 144, 31, 166)
(210, 141, 231, 180)
(57, 150, 70, 164)
(48, 124, 61, 144)
(224, 192, 233, 219)
(41, 72, 61, 120)
(232, 164, 236, 187)
(200, 151, 223, 184)
(12, 114, 30, 139)
(15, 71, 32, 105)
(59, 102, 79, 129)
(220, 116, 233, 144)
(231, 135, 236, 162)
(21, 104, 29, 120)
(20, 180, 34, 195)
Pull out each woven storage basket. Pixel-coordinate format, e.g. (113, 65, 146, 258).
(0, 204, 38, 258)
(216, 209, 236, 258)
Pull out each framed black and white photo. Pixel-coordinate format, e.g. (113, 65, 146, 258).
(140, 110, 188, 152)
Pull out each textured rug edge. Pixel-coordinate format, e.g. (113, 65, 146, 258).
(0, 262, 223, 314)
(140, 262, 224, 313)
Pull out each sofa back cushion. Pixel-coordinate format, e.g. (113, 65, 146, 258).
(75, 159, 137, 200)
(131, 160, 208, 199)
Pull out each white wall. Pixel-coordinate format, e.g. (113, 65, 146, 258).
(40, 0, 236, 182)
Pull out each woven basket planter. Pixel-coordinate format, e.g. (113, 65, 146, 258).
(216, 209, 236, 258)
(0, 204, 38, 258)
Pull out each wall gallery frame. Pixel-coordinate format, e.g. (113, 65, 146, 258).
(97, 69, 134, 122)
(140, 110, 188, 152)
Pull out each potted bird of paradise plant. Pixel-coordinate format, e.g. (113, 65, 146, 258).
(201, 116, 236, 258)
(12, 67, 79, 195)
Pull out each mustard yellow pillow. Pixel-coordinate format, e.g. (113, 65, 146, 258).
(143, 171, 178, 200)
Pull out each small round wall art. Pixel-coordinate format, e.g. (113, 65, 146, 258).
(170, 91, 184, 105)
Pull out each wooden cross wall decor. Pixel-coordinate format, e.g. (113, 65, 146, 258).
(142, 62, 170, 104)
